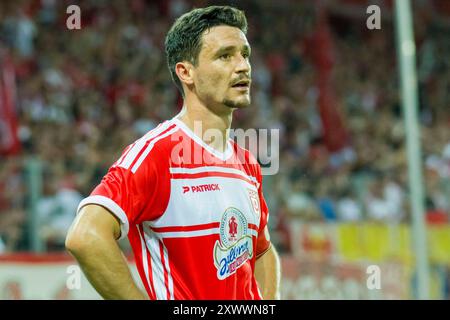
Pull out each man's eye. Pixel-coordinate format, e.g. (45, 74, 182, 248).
(220, 54, 232, 60)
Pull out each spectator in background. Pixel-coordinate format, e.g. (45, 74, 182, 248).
(365, 176, 405, 223)
(382, 173, 406, 222)
(425, 197, 448, 224)
(0, 208, 25, 253)
(285, 180, 322, 222)
(0, 159, 26, 253)
(36, 169, 82, 251)
(336, 188, 362, 222)
(315, 181, 337, 222)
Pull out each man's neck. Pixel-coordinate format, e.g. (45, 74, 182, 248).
(177, 97, 233, 154)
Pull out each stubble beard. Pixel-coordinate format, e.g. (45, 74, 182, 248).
(223, 95, 251, 109)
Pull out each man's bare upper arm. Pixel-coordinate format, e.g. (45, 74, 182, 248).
(67, 204, 122, 246)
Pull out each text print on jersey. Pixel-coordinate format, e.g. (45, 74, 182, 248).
(182, 183, 221, 194)
(214, 207, 253, 280)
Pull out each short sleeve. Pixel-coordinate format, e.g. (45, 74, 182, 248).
(255, 165, 271, 258)
(77, 144, 170, 240)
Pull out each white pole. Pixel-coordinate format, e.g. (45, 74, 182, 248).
(394, 0, 430, 300)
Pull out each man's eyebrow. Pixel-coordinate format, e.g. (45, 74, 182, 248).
(214, 45, 251, 56)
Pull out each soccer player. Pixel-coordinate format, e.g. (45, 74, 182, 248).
(65, 5, 281, 300)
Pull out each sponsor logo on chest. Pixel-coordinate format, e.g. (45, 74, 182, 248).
(182, 183, 221, 194)
(213, 207, 253, 280)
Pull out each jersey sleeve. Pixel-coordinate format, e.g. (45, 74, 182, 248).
(255, 164, 271, 258)
(76, 144, 170, 240)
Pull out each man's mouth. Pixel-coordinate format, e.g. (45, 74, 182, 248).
(231, 80, 251, 89)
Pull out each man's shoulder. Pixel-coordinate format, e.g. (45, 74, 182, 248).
(230, 140, 255, 161)
(137, 119, 180, 145)
(114, 120, 181, 172)
(144, 120, 182, 149)
(230, 140, 261, 177)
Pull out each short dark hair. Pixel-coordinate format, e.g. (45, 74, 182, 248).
(165, 6, 248, 96)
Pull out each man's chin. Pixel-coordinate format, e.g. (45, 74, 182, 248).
(223, 97, 251, 109)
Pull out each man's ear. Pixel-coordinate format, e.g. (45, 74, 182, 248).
(175, 61, 194, 87)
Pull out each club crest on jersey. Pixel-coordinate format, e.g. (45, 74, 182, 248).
(213, 207, 253, 280)
(247, 189, 260, 219)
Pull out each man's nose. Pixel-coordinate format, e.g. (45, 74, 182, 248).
(235, 55, 251, 74)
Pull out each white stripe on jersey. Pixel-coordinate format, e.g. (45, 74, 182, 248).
(119, 121, 170, 170)
(143, 232, 167, 300)
(162, 243, 174, 300)
(113, 143, 134, 168)
(137, 225, 154, 297)
(152, 228, 220, 239)
(77, 195, 130, 240)
(169, 166, 258, 183)
(131, 126, 179, 173)
(147, 226, 258, 239)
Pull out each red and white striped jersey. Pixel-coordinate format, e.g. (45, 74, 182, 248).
(77, 118, 271, 300)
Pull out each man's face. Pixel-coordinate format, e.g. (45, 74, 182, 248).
(193, 25, 252, 110)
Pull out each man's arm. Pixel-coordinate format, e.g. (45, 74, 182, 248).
(65, 204, 147, 300)
(254, 230, 281, 299)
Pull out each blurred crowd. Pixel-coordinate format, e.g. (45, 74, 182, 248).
(0, 0, 449, 253)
